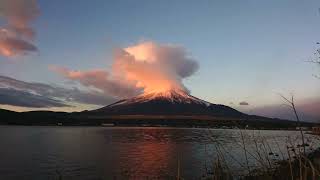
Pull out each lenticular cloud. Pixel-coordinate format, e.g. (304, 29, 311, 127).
(52, 41, 199, 98)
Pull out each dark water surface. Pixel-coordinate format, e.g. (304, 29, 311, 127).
(0, 126, 318, 180)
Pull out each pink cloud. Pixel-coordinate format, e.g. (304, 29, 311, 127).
(51, 41, 199, 99)
(49, 66, 140, 98)
(0, 0, 39, 57)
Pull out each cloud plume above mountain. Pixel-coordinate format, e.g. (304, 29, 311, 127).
(114, 42, 199, 93)
(0, 0, 39, 57)
(52, 41, 199, 98)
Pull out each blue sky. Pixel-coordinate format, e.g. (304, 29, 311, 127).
(0, 0, 319, 120)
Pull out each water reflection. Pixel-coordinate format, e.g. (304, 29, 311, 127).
(0, 126, 318, 180)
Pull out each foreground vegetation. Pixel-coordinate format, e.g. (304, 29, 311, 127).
(192, 95, 320, 180)
(194, 130, 320, 180)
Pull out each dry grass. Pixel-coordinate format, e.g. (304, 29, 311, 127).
(193, 95, 320, 180)
(194, 129, 320, 180)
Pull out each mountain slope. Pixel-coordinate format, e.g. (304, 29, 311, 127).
(93, 89, 245, 117)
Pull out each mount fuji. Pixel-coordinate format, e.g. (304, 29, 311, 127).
(92, 89, 245, 117)
(0, 89, 312, 128)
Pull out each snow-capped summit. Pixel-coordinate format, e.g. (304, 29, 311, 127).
(107, 88, 210, 107)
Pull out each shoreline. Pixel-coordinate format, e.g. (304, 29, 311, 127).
(0, 123, 314, 131)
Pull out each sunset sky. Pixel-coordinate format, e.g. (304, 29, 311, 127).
(0, 0, 319, 121)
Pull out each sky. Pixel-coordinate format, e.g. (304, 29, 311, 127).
(0, 0, 319, 121)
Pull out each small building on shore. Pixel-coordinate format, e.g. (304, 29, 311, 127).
(312, 126, 320, 134)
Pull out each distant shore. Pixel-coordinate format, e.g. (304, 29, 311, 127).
(0, 123, 316, 132)
(1, 108, 318, 130)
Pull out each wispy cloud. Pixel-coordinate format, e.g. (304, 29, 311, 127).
(49, 66, 140, 98)
(0, 88, 66, 108)
(0, 75, 116, 108)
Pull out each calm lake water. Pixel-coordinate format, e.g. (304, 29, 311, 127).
(0, 126, 318, 180)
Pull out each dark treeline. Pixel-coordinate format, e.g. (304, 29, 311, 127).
(0, 109, 316, 129)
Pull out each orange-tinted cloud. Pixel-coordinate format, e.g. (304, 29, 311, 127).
(0, 36, 37, 56)
(50, 66, 140, 98)
(51, 41, 199, 98)
(0, 0, 39, 57)
(113, 42, 198, 93)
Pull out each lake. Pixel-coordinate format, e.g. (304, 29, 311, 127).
(0, 126, 318, 179)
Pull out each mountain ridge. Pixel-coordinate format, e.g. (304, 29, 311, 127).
(92, 89, 246, 117)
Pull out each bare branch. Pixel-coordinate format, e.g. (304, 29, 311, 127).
(278, 93, 293, 105)
(278, 93, 306, 155)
